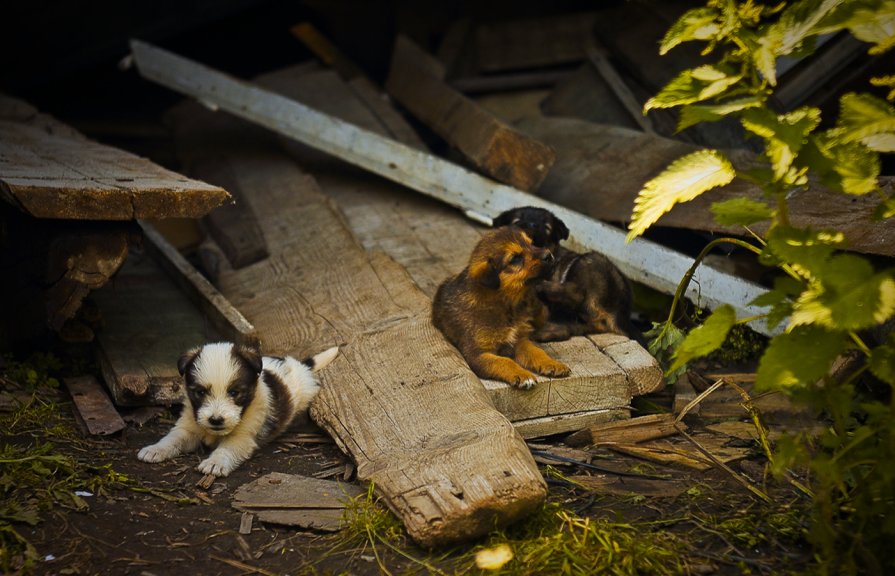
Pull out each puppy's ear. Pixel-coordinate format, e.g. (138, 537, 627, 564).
(553, 216, 570, 242)
(470, 258, 502, 290)
(234, 343, 263, 374)
(177, 347, 200, 376)
(491, 210, 516, 229)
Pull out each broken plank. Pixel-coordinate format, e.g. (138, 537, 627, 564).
(129, 40, 776, 336)
(0, 100, 229, 220)
(386, 35, 555, 192)
(139, 220, 259, 348)
(166, 104, 547, 548)
(92, 250, 222, 406)
(564, 413, 681, 448)
(513, 409, 628, 440)
(63, 376, 126, 435)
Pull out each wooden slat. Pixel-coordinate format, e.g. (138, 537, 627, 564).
(64, 376, 126, 436)
(129, 39, 777, 337)
(166, 101, 547, 548)
(92, 251, 221, 406)
(0, 109, 230, 220)
(386, 35, 556, 192)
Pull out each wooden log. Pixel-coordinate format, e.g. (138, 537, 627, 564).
(0, 96, 230, 221)
(129, 40, 776, 336)
(564, 414, 682, 448)
(166, 102, 547, 548)
(385, 35, 556, 192)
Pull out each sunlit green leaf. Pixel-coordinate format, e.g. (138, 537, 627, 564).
(805, 133, 880, 194)
(868, 333, 895, 385)
(677, 96, 766, 131)
(711, 197, 774, 226)
(660, 7, 721, 54)
(750, 276, 804, 329)
(835, 92, 895, 151)
(873, 195, 895, 219)
(741, 106, 821, 181)
(789, 254, 895, 330)
(764, 226, 845, 277)
(815, 0, 895, 54)
(645, 65, 743, 111)
(670, 305, 737, 372)
(627, 150, 736, 241)
(756, 325, 848, 390)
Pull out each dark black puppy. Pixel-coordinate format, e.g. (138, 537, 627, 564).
(492, 206, 643, 344)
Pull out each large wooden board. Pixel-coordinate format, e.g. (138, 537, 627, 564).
(257, 66, 664, 438)
(130, 40, 776, 337)
(386, 35, 556, 192)
(0, 94, 229, 220)
(166, 102, 546, 548)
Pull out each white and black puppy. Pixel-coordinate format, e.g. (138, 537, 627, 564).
(138, 342, 338, 477)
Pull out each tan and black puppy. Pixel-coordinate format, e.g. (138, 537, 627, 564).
(138, 342, 338, 476)
(432, 227, 571, 389)
(492, 206, 643, 344)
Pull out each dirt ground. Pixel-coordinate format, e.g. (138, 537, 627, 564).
(1, 346, 816, 576)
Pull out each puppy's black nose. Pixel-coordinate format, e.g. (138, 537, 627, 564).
(208, 415, 225, 427)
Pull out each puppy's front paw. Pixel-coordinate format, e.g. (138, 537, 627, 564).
(138, 443, 177, 463)
(197, 451, 240, 477)
(513, 377, 537, 390)
(535, 358, 571, 378)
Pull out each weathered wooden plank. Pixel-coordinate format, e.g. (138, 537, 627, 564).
(0, 115, 230, 220)
(166, 103, 546, 548)
(512, 409, 628, 440)
(564, 414, 681, 448)
(45, 223, 131, 331)
(475, 13, 596, 73)
(63, 376, 126, 436)
(232, 472, 364, 531)
(519, 115, 895, 259)
(588, 333, 665, 396)
(129, 39, 776, 336)
(138, 221, 258, 348)
(290, 23, 427, 150)
(92, 251, 221, 406)
(259, 66, 662, 438)
(386, 35, 555, 192)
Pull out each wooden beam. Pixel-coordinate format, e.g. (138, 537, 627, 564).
(386, 35, 555, 192)
(128, 40, 777, 336)
(0, 95, 230, 220)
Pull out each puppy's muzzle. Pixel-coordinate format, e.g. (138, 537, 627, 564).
(207, 415, 228, 431)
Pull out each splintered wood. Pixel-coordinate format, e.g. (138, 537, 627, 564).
(166, 104, 546, 548)
(0, 94, 229, 221)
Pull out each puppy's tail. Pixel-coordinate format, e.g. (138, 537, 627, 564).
(302, 346, 340, 372)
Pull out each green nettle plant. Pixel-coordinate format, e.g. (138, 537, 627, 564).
(627, 1, 895, 573)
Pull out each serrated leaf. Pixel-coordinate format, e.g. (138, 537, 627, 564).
(789, 254, 895, 330)
(774, 0, 848, 55)
(764, 225, 845, 277)
(806, 132, 880, 194)
(711, 197, 774, 226)
(741, 106, 821, 181)
(660, 7, 721, 54)
(645, 65, 743, 111)
(868, 337, 895, 385)
(836, 92, 895, 151)
(756, 325, 848, 390)
(677, 96, 766, 131)
(815, 0, 895, 54)
(873, 195, 895, 219)
(670, 305, 737, 372)
(627, 150, 736, 241)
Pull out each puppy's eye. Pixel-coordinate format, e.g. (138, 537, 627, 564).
(509, 254, 524, 266)
(193, 387, 207, 398)
(228, 389, 240, 399)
